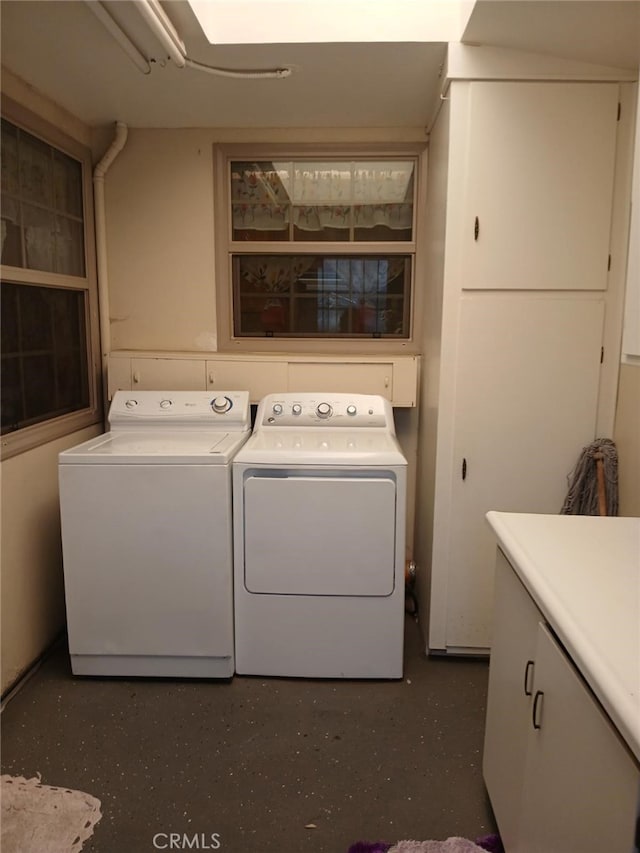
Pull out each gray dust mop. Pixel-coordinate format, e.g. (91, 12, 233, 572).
(561, 438, 619, 516)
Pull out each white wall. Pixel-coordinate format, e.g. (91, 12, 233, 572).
(105, 129, 219, 352)
(1, 425, 102, 692)
(614, 365, 640, 516)
(615, 82, 640, 517)
(102, 126, 427, 353)
(414, 97, 450, 631)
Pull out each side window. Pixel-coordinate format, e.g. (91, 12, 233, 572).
(1, 113, 99, 457)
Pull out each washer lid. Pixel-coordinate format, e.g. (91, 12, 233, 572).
(233, 429, 407, 466)
(59, 429, 250, 464)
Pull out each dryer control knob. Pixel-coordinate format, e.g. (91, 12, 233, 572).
(272, 403, 283, 415)
(125, 399, 138, 409)
(346, 405, 357, 416)
(292, 403, 302, 416)
(316, 402, 333, 419)
(159, 399, 172, 409)
(212, 396, 231, 413)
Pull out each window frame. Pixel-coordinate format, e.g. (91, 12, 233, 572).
(213, 143, 427, 354)
(1, 96, 101, 461)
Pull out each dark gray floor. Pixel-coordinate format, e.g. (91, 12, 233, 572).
(1, 619, 496, 853)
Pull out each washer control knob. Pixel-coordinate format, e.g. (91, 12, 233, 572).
(272, 403, 284, 416)
(316, 402, 333, 419)
(291, 403, 302, 416)
(346, 405, 357, 416)
(125, 399, 138, 409)
(159, 399, 172, 409)
(212, 396, 231, 413)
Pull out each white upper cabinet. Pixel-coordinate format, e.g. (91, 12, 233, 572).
(460, 82, 619, 291)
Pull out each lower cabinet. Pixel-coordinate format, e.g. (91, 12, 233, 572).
(482, 550, 542, 849)
(484, 551, 640, 853)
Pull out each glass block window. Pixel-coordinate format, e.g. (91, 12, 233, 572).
(1, 283, 89, 434)
(1, 119, 86, 276)
(226, 156, 417, 340)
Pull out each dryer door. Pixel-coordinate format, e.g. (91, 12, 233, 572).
(243, 473, 397, 596)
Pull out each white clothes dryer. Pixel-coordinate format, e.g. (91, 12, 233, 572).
(233, 392, 407, 679)
(59, 390, 251, 678)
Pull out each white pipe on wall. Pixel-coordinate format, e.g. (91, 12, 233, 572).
(93, 121, 128, 410)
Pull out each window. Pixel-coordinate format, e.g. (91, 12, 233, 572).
(1, 105, 99, 458)
(214, 146, 426, 353)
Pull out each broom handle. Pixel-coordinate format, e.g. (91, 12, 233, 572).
(594, 453, 607, 516)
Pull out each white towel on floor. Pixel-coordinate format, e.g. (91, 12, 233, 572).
(1, 774, 102, 853)
(389, 839, 486, 853)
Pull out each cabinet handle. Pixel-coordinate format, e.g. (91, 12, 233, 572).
(208, 371, 215, 385)
(133, 371, 140, 384)
(474, 216, 480, 241)
(523, 660, 534, 696)
(462, 458, 467, 481)
(532, 690, 544, 730)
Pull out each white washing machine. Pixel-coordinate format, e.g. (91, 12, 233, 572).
(233, 392, 407, 679)
(59, 390, 251, 678)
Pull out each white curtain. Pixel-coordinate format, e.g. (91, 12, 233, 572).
(231, 160, 414, 234)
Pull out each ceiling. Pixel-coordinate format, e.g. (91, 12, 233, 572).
(0, 0, 638, 130)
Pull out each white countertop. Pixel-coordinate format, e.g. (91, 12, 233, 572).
(486, 512, 640, 763)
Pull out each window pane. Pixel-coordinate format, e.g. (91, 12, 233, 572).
(55, 215, 85, 277)
(19, 131, 54, 207)
(1, 120, 19, 195)
(293, 205, 351, 242)
(23, 353, 56, 421)
(353, 161, 414, 241)
(1, 194, 23, 267)
(0, 282, 90, 434)
(23, 203, 55, 272)
(19, 284, 54, 350)
(231, 161, 291, 241)
(1, 282, 19, 352)
(233, 254, 410, 338)
(291, 162, 351, 242)
(1, 356, 22, 431)
(53, 150, 83, 217)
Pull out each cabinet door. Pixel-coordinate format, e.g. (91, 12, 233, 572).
(483, 551, 543, 850)
(461, 82, 618, 291)
(288, 362, 393, 398)
(517, 623, 640, 853)
(206, 360, 288, 403)
(130, 358, 206, 390)
(444, 295, 604, 650)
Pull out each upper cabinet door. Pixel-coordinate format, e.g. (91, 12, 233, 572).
(460, 82, 619, 291)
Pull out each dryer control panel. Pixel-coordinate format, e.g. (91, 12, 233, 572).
(109, 390, 251, 430)
(255, 393, 395, 432)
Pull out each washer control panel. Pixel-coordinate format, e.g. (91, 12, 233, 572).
(257, 393, 392, 430)
(109, 390, 251, 429)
